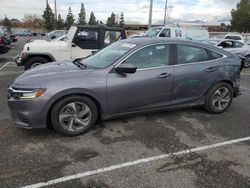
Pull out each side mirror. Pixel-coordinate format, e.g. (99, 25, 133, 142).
(72, 43, 76, 47)
(217, 46, 223, 49)
(159, 33, 166, 37)
(115, 63, 137, 74)
(51, 35, 56, 39)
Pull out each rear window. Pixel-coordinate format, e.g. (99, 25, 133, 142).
(177, 44, 209, 64)
(225, 36, 242, 40)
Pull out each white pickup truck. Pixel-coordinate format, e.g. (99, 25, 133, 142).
(15, 25, 126, 70)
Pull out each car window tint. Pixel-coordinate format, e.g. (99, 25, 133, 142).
(177, 44, 209, 64)
(104, 31, 122, 47)
(160, 29, 171, 37)
(208, 50, 223, 60)
(235, 42, 244, 48)
(218, 41, 233, 48)
(73, 29, 99, 49)
(225, 36, 242, 40)
(124, 45, 169, 69)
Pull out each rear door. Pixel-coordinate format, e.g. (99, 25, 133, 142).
(172, 44, 224, 105)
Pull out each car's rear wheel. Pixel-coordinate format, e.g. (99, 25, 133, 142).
(204, 82, 233, 114)
(24, 56, 48, 70)
(244, 55, 250, 68)
(51, 95, 98, 136)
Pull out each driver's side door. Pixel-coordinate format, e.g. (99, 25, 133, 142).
(106, 44, 174, 115)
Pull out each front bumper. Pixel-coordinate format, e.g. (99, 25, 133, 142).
(7, 96, 49, 129)
(14, 54, 25, 66)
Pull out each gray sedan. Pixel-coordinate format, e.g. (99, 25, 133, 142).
(7, 38, 241, 136)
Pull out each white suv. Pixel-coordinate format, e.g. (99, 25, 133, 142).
(15, 25, 126, 70)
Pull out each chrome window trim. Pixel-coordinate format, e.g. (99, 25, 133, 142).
(114, 42, 228, 72)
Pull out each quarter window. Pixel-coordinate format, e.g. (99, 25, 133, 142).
(208, 50, 223, 60)
(177, 45, 209, 64)
(124, 45, 170, 69)
(104, 31, 122, 47)
(235, 42, 244, 48)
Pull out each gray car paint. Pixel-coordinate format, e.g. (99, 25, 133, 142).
(7, 38, 241, 129)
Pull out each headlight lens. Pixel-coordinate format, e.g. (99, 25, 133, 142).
(8, 88, 46, 99)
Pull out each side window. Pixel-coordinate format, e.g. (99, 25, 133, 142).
(218, 41, 233, 48)
(235, 42, 244, 48)
(177, 44, 209, 64)
(159, 29, 171, 37)
(104, 31, 122, 47)
(73, 29, 99, 49)
(208, 50, 223, 60)
(124, 44, 170, 69)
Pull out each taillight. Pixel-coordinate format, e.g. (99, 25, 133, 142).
(0, 36, 3, 44)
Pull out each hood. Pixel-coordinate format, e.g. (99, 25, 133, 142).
(24, 39, 61, 52)
(12, 61, 92, 87)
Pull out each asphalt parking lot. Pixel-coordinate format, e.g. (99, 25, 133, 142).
(1, 37, 250, 188)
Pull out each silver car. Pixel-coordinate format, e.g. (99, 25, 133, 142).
(7, 38, 241, 136)
(215, 39, 250, 68)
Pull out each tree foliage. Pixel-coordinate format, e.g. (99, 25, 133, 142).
(231, 0, 250, 32)
(42, 3, 55, 31)
(106, 12, 116, 27)
(65, 6, 75, 29)
(89, 11, 97, 25)
(56, 14, 65, 29)
(119, 12, 125, 27)
(78, 3, 86, 25)
(3, 16, 12, 27)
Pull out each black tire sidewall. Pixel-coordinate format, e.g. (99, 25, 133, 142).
(24, 56, 48, 70)
(51, 95, 98, 136)
(206, 82, 233, 114)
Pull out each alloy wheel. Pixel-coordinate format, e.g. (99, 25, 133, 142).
(59, 102, 92, 132)
(212, 87, 231, 111)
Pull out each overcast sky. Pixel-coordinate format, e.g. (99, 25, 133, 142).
(0, 0, 240, 25)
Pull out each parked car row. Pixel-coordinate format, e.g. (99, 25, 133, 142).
(0, 27, 10, 54)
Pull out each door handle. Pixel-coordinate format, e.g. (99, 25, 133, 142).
(157, 73, 172, 78)
(205, 67, 216, 72)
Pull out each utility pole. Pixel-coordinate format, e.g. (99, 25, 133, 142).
(148, 0, 153, 28)
(54, 0, 57, 21)
(46, 0, 48, 6)
(164, 0, 168, 25)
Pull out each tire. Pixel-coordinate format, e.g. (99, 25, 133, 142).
(204, 82, 233, 114)
(51, 95, 98, 136)
(24, 56, 48, 70)
(244, 55, 250, 68)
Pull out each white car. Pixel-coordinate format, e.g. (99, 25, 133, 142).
(215, 39, 250, 68)
(15, 25, 126, 70)
(224, 34, 245, 44)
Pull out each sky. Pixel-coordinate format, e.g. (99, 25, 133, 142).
(0, 0, 241, 25)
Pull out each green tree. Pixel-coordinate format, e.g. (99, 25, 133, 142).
(106, 12, 116, 27)
(88, 11, 97, 25)
(119, 12, 125, 27)
(56, 14, 65, 29)
(65, 6, 75, 29)
(42, 3, 55, 31)
(78, 3, 86, 25)
(3, 16, 12, 27)
(231, 0, 250, 32)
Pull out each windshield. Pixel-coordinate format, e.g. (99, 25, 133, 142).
(145, 28, 162, 37)
(81, 41, 136, 68)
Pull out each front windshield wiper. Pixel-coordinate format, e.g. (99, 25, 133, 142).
(73, 59, 87, 69)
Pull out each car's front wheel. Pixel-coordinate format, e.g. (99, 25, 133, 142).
(24, 56, 48, 70)
(51, 95, 98, 136)
(204, 82, 233, 114)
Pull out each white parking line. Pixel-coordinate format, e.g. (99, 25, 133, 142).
(0, 62, 12, 71)
(21, 136, 250, 188)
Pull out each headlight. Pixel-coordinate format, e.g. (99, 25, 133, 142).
(8, 88, 46, 99)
